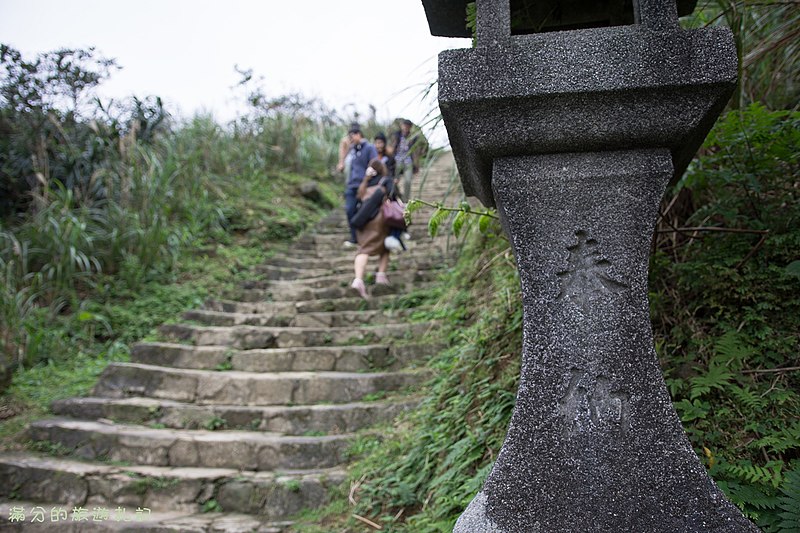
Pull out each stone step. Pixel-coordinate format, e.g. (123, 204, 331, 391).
(231, 343, 439, 372)
(51, 396, 418, 434)
(293, 294, 407, 313)
(243, 268, 440, 292)
(255, 257, 444, 280)
(131, 342, 441, 372)
(200, 298, 295, 315)
(0, 453, 342, 519)
(131, 343, 229, 370)
(92, 363, 428, 405)
(182, 309, 290, 328)
(258, 251, 452, 272)
(202, 293, 419, 315)
(274, 239, 452, 259)
(182, 308, 416, 328)
(232, 279, 438, 303)
(27, 418, 353, 470)
(158, 321, 436, 349)
(262, 245, 455, 269)
(304, 208, 452, 236)
(296, 225, 432, 242)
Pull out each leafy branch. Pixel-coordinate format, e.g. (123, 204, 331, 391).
(405, 199, 498, 238)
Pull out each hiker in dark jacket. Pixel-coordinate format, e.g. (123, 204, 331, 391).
(343, 126, 378, 247)
(349, 159, 394, 300)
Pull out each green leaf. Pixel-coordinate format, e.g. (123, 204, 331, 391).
(785, 260, 800, 278)
(452, 210, 467, 238)
(404, 199, 423, 227)
(428, 207, 449, 238)
(478, 214, 491, 234)
(675, 398, 710, 422)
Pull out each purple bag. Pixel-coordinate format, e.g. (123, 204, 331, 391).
(382, 198, 407, 229)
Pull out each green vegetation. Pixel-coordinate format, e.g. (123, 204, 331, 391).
(201, 499, 223, 513)
(652, 105, 800, 530)
(283, 479, 303, 493)
(683, 0, 799, 111)
(0, 45, 342, 447)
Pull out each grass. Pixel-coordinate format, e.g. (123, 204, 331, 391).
(0, 161, 341, 454)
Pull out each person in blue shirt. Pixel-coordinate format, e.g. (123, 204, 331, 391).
(344, 126, 378, 247)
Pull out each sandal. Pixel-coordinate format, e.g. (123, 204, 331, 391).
(351, 278, 369, 300)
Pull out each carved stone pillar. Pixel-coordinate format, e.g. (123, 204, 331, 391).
(454, 150, 758, 531)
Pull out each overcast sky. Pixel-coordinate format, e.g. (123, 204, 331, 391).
(0, 0, 471, 143)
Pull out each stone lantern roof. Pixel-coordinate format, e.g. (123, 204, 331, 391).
(428, 0, 735, 208)
(422, 0, 699, 37)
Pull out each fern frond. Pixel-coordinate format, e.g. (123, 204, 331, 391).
(714, 330, 752, 367)
(775, 469, 800, 532)
(729, 384, 768, 412)
(726, 461, 784, 488)
(725, 481, 779, 511)
(690, 363, 734, 399)
(752, 426, 800, 455)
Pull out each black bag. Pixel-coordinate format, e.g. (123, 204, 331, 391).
(350, 186, 385, 230)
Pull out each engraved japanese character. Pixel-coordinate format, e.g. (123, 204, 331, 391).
(557, 231, 627, 312)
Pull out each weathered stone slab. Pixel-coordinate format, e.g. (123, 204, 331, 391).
(181, 310, 292, 328)
(254, 279, 438, 303)
(292, 295, 395, 313)
(287, 309, 413, 328)
(0, 454, 91, 505)
(157, 322, 437, 349)
(231, 342, 439, 372)
(265, 268, 438, 292)
(181, 309, 414, 329)
(26, 419, 352, 470)
(91, 363, 428, 406)
(200, 299, 295, 316)
(51, 396, 419, 434)
(127, 341, 442, 373)
(130, 343, 230, 370)
(202, 294, 399, 315)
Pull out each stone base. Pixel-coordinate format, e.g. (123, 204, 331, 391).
(455, 492, 505, 533)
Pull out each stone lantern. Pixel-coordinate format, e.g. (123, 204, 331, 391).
(422, 0, 759, 531)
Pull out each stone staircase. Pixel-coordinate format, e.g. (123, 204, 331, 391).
(0, 153, 462, 531)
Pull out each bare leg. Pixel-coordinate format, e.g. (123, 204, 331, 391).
(377, 252, 389, 273)
(351, 253, 370, 299)
(354, 253, 369, 281)
(376, 252, 390, 285)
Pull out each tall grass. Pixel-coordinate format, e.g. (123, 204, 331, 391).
(0, 98, 343, 382)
